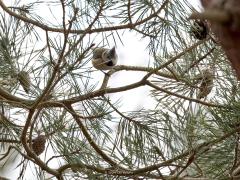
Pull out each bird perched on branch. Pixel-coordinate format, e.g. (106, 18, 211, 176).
(92, 47, 118, 70)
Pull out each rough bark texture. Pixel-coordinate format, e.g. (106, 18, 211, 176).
(201, 0, 240, 79)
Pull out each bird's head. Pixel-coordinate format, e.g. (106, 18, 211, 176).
(102, 47, 117, 61)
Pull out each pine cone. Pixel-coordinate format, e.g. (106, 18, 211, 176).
(197, 69, 214, 99)
(32, 135, 46, 156)
(17, 71, 30, 93)
(190, 20, 208, 40)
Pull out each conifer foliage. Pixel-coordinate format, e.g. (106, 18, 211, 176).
(0, 0, 239, 179)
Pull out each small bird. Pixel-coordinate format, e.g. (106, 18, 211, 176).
(92, 47, 118, 70)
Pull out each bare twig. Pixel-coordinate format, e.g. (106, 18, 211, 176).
(146, 81, 224, 108)
(142, 38, 210, 81)
(0, 0, 168, 35)
(65, 104, 126, 169)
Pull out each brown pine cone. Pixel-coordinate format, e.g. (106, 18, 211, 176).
(197, 69, 214, 99)
(190, 20, 208, 40)
(32, 135, 46, 156)
(17, 71, 30, 93)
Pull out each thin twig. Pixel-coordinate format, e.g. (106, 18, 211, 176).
(142, 38, 210, 81)
(0, 0, 168, 35)
(65, 104, 126, 169)
(146, 81, 224, 108)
